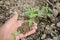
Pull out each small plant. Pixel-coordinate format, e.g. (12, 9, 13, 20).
(38, 6, 52, 18)
(20, 6, 52, 26)
(26, 8, 39, 26)
(25, 6, 52, 26)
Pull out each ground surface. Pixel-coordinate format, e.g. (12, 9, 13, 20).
(0, 0, 60, 40)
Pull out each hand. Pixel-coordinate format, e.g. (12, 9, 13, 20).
(0, 11, 24, 40)
(0, 11, 37, 40)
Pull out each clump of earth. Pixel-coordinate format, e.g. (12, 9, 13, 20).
(0, 0, 60, 40)
(17, 21, 33, 34)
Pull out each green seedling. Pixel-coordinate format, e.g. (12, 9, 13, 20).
(27, 6, 52, 26)
(12, 31, 20, 40)
(38, 6, 52, 18)
(21, 6, 52, 26)
(26, 8, 38, 26)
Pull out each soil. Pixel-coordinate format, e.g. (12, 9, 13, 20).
(0, 0, 60, 40)
(17, 21, 33, 34)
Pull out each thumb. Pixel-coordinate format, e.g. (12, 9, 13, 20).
(4, 11, 18, 25)
(7, 11, 18, 23)
(2, 11, 18, 28)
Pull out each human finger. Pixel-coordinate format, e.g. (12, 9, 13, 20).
(6, 11, 18, 23)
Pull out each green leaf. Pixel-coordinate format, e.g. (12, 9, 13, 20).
(33, 14, 37, 17)
(29, 19, 34, 26)
(12, 34, 16, 40)
(27, 8, 33, 15)
(14, 31, 20, 36)
(41, 6, 50, 13)
(12, 31, 20, 40)
(30, 14, 37, 18)
(44, 6, 49, 13)
(47, 13, 52, 17)
(37, 13, 45, 18)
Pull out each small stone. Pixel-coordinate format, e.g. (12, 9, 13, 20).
(41, 34, 46, 39)
(57, 22, 60, 27)
(46, 25, 52, 30)
(51, 24, 55, 27)
(53, 37, 58, 40)
(37, 37, 40, 40)
(55, 3, 60, 12)
(53, 9, 58, 17)
(51, 24, 56, 29)
(0, 1, 3, 4)
(51, 33, 54, 37)
(0, 15, 4, 19)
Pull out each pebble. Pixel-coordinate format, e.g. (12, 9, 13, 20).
(53, 37, 58, 40)
(53, 9, 58, 17)
(36, 37, 40, 40)
(57, 22, 60, 27)
(41, 34, 46, 39)
(55, 3, 60, 12)
(51, 23, 56, 29)
(46, 25, 52, 30)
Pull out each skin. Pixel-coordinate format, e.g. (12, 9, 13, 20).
(0, 11, 37, 40)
